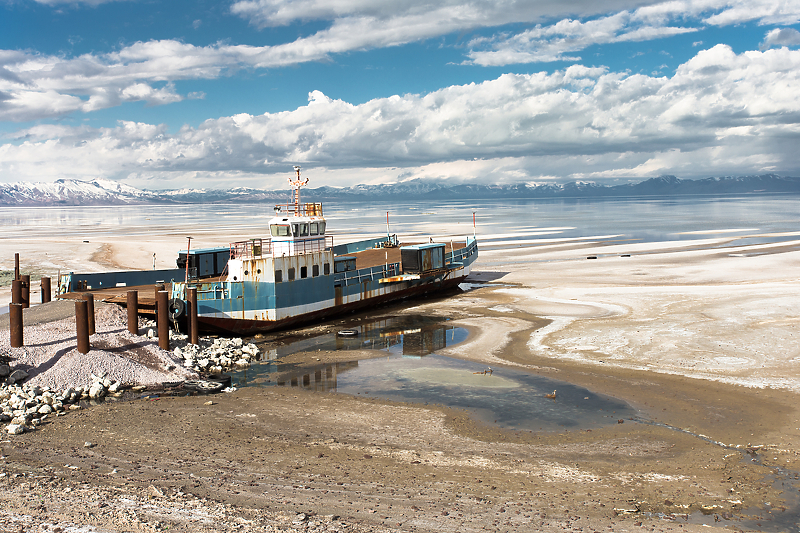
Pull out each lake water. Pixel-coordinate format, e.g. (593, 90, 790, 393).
(1, 194, 799, 247)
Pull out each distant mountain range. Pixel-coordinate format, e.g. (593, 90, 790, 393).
(1, 174, 798, 206)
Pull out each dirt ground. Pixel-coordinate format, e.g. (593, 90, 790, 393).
(2, 232, 800, 532)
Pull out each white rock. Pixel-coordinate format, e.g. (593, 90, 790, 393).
(88, 383, 106, 400)
(5, 424, 24, 435)
(38, 405, 53, 415)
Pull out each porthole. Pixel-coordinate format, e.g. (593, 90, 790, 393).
(244, 270, 249, 275)
(233, 276, 238, 281)
(257, 269, 261, 274)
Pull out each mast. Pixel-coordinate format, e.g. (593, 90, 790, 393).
(289, 165, 309, 214)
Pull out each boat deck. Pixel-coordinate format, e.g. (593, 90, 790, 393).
(350, 240, 465, 270)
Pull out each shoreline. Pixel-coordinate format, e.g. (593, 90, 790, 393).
(1, 223, 800, 531)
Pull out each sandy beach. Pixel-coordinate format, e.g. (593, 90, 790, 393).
(2, 220, 800, 532)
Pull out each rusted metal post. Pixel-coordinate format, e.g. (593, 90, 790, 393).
(41, 277, 51, 304)
(127, 290, 139, 335)
(156, 290, 169, 350)
(20, 274, 30, 309)
(154, 283, 165, 301)
(82, 292, 95, 335)
(75, 300, 90, 354)
(9, 303, 23, 348)
(188, 286, 198, 345)
(11, 279, 22, 305)
(14, 253, 19, 280)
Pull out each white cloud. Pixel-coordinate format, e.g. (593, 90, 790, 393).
(466, 10, 697, 66)
(2, 45, 799, 188)
(4, 0, 800, 123)
(761, 27, 800, 49)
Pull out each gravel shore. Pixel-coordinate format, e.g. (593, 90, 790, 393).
(1, 301, 196, 390)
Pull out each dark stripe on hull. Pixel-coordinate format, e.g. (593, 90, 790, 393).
(197, 275, 467, 335)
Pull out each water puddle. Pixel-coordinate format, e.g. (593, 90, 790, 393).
(231, 315, 637, 432)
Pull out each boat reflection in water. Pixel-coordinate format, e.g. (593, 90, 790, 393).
(233, 315, 467, 391)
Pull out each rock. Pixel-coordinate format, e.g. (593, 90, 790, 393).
(0, 414, 10, 423)
(5, 424, 24, 435)
(88, 383, 106, 399)
(147, 485, 164, 499)
(37, 405, 53, 415)
(69, 405, 81, 411)
(0, 365, 10, 377)
(84, 442, 95, 448)
(8, 369, 28, 384)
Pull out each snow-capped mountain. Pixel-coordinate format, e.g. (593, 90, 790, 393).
(0, 175, 798, 206)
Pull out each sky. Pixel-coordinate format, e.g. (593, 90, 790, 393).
(1, 0, 800, 191)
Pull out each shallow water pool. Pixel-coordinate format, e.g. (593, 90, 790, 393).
(231, 315, 637, 432)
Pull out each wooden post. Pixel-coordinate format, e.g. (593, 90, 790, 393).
(156, 290, 169, 350)
(127, 290, 139, 335)
(41, 277, 51, 303)
(9, 303, 23, 348)
(188, 287, 198, 345)
(82, 292, 95, 335)
(20, 274, 30, 309)
(75, 300, 90, 354)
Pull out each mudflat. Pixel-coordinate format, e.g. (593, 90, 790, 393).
(2, 231, 800, 532)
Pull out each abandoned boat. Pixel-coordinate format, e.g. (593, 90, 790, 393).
(166, 168, 478, 334)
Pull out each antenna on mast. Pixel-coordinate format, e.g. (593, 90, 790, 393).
(289, 165, 309, 214)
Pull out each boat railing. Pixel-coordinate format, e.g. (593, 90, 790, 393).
(447, 237, 478, 264)
(230, 236, 334, 259)
(273, 202, 324, 217)
(336, 262, 400, 285)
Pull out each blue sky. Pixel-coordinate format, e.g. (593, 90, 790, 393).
(1, 0, 800, 190)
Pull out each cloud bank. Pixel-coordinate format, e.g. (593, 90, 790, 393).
(3, 45, 799, 188)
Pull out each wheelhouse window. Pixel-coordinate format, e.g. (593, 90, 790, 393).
(310, 222, 318, 235)
(324, 263, 330, 275)
(271, 224, 290, 237)
(300, 266, 308, 278)
(288, 268, 295, 281)
(312, 264, 319, 277)
(275, 269, 282, 282)
(291, 223, 309, 237)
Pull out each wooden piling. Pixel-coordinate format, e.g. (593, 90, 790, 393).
(9, 303, 23, 348)
(82, 292, 95, 335)
(188, 287, 198, 345)
(75, 300, 90, 354)
(156, 290, 169, 350)
(41, 277, 51, 303)
(127, 290, 139, 335)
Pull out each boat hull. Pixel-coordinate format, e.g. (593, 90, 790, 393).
(195, 274, 468, 335)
